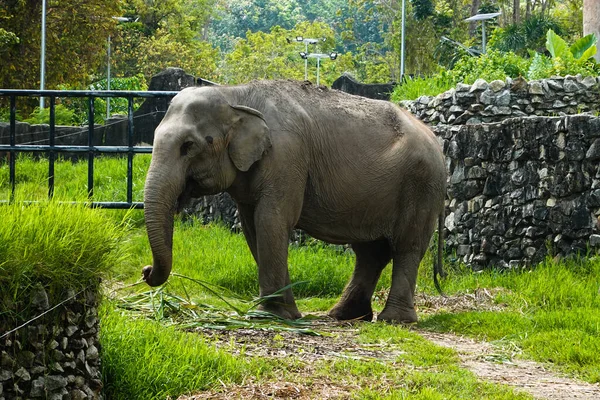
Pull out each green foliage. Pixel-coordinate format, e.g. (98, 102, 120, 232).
(546, 29, 570, 58)
(391, 49, 530, 101)
(569, 34, 598, 60)
(221, 22, 354, 85)
(391, 71, 455, 101)
(86, 74, 148, 123)
(394, 28, 599, 101)
(0, 0, 122, 90)
(100, 303, 266, 399)
(0, 28, 19, 49)
(23, 105, 77, 126)
(0, 108, 22, 123)
(490, 14, 565, 56)
(114, 0, 219, 82)
(411, 0, 434, 20)
(528, 30, 599, 80)
(451, 49, 530, 83)
(0, 201, 128, 323)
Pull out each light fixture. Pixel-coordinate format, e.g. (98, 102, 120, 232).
(329, 52, 338, 60)
(464, 12, 501, 54)
(296, 36, 303, 42)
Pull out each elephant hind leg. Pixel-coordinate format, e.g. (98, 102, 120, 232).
(378, 213, 437, 324)
(376, 251, 422, 324)
(328, 239, 392, 322)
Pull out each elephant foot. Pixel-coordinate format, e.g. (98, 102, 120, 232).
(377, 306, 418, 324)
(328, 299, 374, 322)
(257, 301, 302, 320)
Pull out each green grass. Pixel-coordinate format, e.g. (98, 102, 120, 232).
(122, 220, 392, 299)
(4, 156, 600, 398)
(0, 200, 129, 322)
(314, 323, 531, 399)
(100, 302, 271, 400)
(391, 73, 456, 101)
(418, 258, 600, 383)
(0, 153, 150, 204)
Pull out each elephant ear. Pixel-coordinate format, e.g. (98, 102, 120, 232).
(227, 105, 272, 172)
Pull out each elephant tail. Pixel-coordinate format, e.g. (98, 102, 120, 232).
(433, 212, 446, 296)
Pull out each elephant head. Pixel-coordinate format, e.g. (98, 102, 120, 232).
(142, 88, 271, 286)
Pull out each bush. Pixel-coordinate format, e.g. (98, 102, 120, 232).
(23, 104, 77, 126)
(0, 201, 128, 323)
(392, 29, 599, 101)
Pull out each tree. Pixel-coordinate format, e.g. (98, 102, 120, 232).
(112, 0, 220, 82)
(583, 0, 600, 62)
(220, 22, 353, 85)
(468, 0, 481, 37)
(0, 0, 121, 89)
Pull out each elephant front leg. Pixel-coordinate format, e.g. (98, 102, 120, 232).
(253, 206, 302, 320)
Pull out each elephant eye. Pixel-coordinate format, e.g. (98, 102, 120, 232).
(205, 136, 214, 144)
(180, 141, 194, 156)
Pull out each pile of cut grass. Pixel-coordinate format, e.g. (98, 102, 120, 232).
(0, 200, 129, 322)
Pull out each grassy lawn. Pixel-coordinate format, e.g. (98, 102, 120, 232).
(2, 157, 599, 399)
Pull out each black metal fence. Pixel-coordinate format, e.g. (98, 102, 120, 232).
(0, 89, 178, 209)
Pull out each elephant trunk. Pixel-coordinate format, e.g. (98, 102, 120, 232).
(142, 165, 185, 286)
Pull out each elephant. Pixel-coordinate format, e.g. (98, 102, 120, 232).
(142, 80, 446, 323)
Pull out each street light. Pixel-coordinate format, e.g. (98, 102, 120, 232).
(298, 52, 338, 85)
(292, 36, 324, 81)
(464, 12, 501, 54)
(106, 16, 132, 119)
(40, 0, 47, 109)
(400, 0, 406, 82)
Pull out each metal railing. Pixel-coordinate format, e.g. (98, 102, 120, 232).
(0, 89, 179, 209)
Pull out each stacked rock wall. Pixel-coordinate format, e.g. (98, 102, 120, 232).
(0, 287, 102, 400)
(436, 114, 600, 269)
(408, 75, 600, 126)
(404, 75, 600, 268)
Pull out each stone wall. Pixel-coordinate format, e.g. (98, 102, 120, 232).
(408, 75, 600, 126)
(436, 114, 600, 269)
(0, 286, 102, 400)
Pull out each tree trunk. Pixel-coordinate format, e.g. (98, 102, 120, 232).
(526, 0, 531, 19)
(513, 0, 521, 25)
(584, 0, 600, 62)
(469, 0, 482, 38)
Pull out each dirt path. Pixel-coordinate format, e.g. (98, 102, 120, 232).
(177, 290, 600, 399)
(418, 331, 600, 400)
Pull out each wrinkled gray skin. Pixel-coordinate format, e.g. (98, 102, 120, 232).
(142, 80, 446, 323)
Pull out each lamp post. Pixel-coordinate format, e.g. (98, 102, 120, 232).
(298, 52, 338, 85)
(464, 12, 501, 54)
(106, 16, 131, 119)
(400, 0, 406, 82)
(293, 37, 323, 81)
(40, 0, 47, 109)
